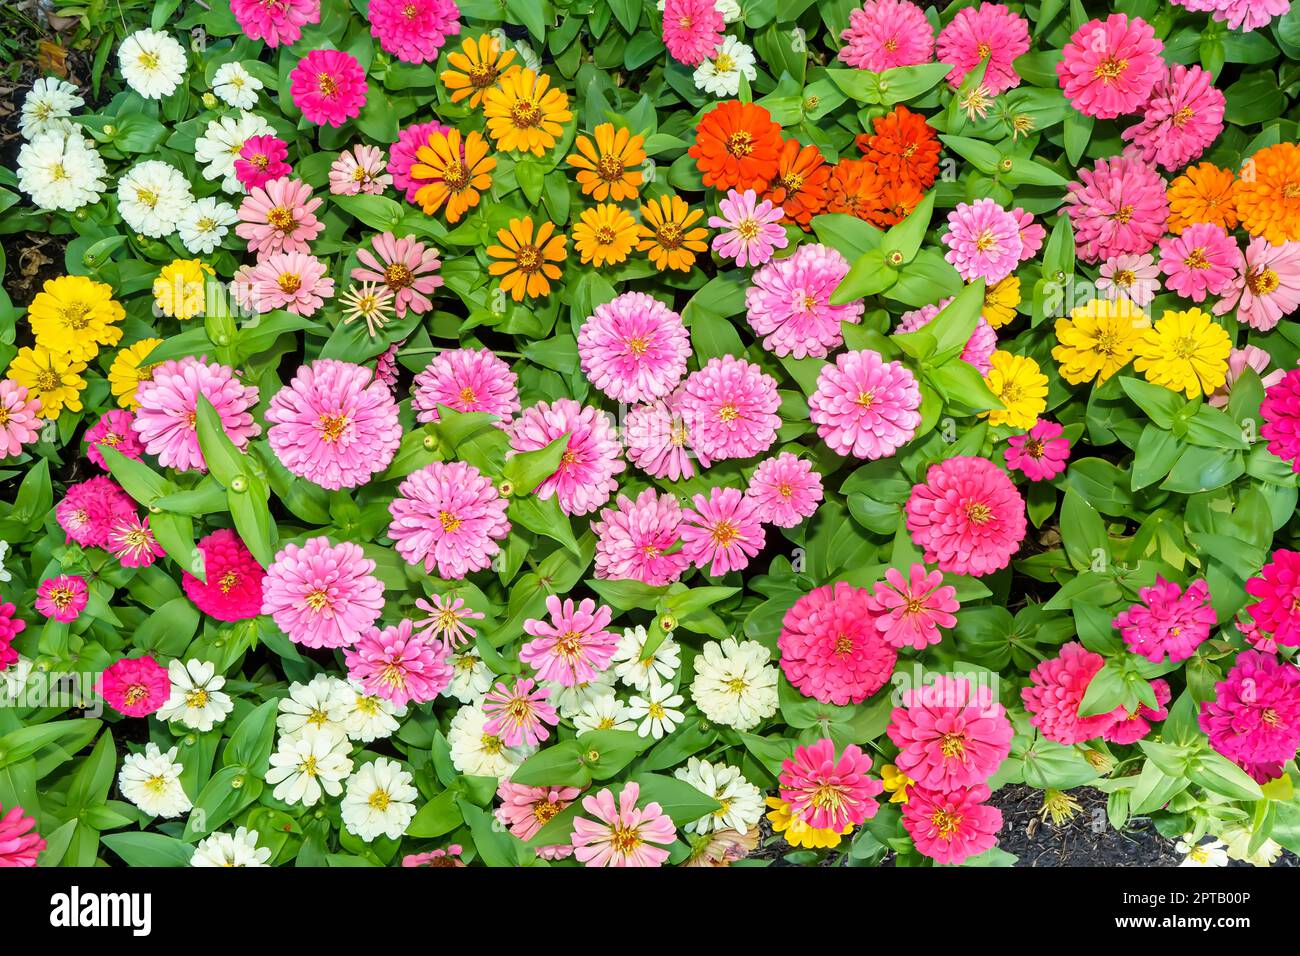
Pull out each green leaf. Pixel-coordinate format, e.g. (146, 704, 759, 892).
(629, 771, 721, 826)
(503, 432, 571, 496)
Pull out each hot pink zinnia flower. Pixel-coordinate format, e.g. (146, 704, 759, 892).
(1098, 252, 1161, 306)
(1004, 420, 1070, 481)
(903, 783, 1002, 865)
(389, 120, 451, 203)
(1056, 14, 1165, 119)
(1199, 650, 1300, 776)
(235, 251, 333, 316)
(578, 292, 690, 404)
(662, 0, 723, 66)
(106, 513, 165, 568)
(888, 675, 1012, 790)
(1103, 677, 1170, 745)
(809, 349, 922, 459)
(0, 804, 45, 867)
(779, 582, 897, 705)
(744, 452, 823, 528)
(624, 389, 707, 480)
(865, 564, 959, 650)
(709, 188, 788, 267)
(897, 299, 997, 374)
(508, 399, 625, 516)
(1021, 642, 1119, 745)
(681, 486, 765, 577)
(412, 347, 518, 425)
(906, 455, 1026, 576)
(182, 529, 266, 622)
(230, 0, 319, 47)
(520, 595, 619, 687)
(235, 177, 323, 258)
(592, 488, 690, 586)
(132, 356, 260, 473)
(329, 144, 391, 196)
(838, 0, 934, 71)
(496, 782, 582, 860)
(483, 678, 559, 747)
(0, 601, 26, 656)
(0, 379, 41, 458)
(779, 738, 882, 831)
(1261, 370, 1300, 473)
(35, 574, 88, 623)
(290, 49, 367, 127)
(344, 619, 452, 707)
(388, 460, 510, 579)
(1209, 346, 1284, 409)
(266, 359, 401, 490)
(234, 134, 291, 190)
(1215, 237, 1300, 331)
(1158, 222, 1240, 303)
(351, 231, 443, 317)
(571, 781, 676, 867)
(935, 3, 1030, 95)
(745, 243, 864, 359)
(1064, 155, 1168, 264)
(413, 593, 484, 649)
(368, 0, 460, 63)
(1122, 64, 1224, 172)
(679, 356, 780, 462)
(97, 655, 169, 717)
(1114, 577, 1216, 663)
(261, 537, 385, 649)
(56, 475, 135, 548)
(1244, 549, 1300, 648)
(84, 409, 144, 470)
(942, 199, 1023, 284)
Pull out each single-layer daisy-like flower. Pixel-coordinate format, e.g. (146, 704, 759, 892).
(779, 582, 897, 705)
(903, 783, 1002, 865)
(1210, 346, 1285, 409)
(411, 127, 494, 222)
(105, 513, 165, 568)
(99, 655, 170, 718)
(611, 626, 680, 692)
(838, 0, 934, 71)
(483, 678, 559, 747)
(440, 33, 515, 107)
(689, 100, 783, 193)
(265, 727, 354, 807)
(6, 346, 85, 420)
(235, 176, 323, 257)
(192, 827, 272, 867)
(1198, 650, 1300, 776)
(368, 0, 459, 63)
(982, 351, 1047, 429)
(495, 782, 582, 860)
(809, 349, 922, 459)
(482, 68, 571, 156)
(573, 691, 636, 735)
(745, 243, 862, 358)
(1052, 297, 1150, 385)
(230, 0, 320, 47)
(592, 489, 690, 586)
(889, 675, 1013, 790)
(414, 593, 484, 650)
(328, 144, 391, 196)
(1122, 64, 1224, 172)
(119, 744, 191, 818)
(690, 638, 779, 732)
(1158, 222, 1240, 303)
(262, 537, 385, 649)
(118, 29, 186, 99)
(521, 595, 619, 687)
(936, 3, 1030, 95)
(1167, 162, 1238, 235)
(35, 574, 88, 623)
(694, 34, 757, 98)
(156, 659, 234, 732)
(744, 452, 823, 528)
(1175, 835, 1230, 868)
(412, 347, 518, 425)
(662, 0, 724, 66)
(578, 292, 689, 404)
(16, 129, 106, 212)
(487, 216, 567, 301)
(780, 738, 882, 832)
(1005, 420, 1070, 481)
(1056, 13, 1164, 119)
(388, 460, 510, 578)
(1097, 253, 1160, 306)
(943, 199, 1024, 284)
(1215, 237, 1300, 331)
(627, 682, 686, 740)
(571, 782, 677, 867)
(680, 356, 780, 462)
(1022, 642, 1118, 744)
(182, 529, 265, 622)
(566, 123, 646, 202)
(572, 203, 639, 267)
(1234, 142, 1300, 246)
(866, 564, 959, 650)
(1114, 577, 1216, 664)
(402, 846, 466, 867)
(388, 120, 448, 201)
(345, 619, 452, 707)
(1244, 549, 1300, 647)
(212, 61, 263, 110)
(447, 703, 535, 778)
(637, 194, 709, 272)
(350, 232, 443, 318)
(765, 795, 852, 848)
(131, 355, 260, 473)
(1064, 155, 1168, 264)
(0, 380, 42, 458)
(28, 274, 123, 362)
(1133, 307, 1231, 399)
(709, 188, 788, 267)
(508, 399, 625, 516)
(290, 49, 367, 127)
(906, 455, 1027, 576)
(681, 486, 765, 576)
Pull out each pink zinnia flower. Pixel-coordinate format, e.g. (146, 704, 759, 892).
(235, 177, 323, 258)
(0, 804, 45, 867)
(624, 389, 706, 480)
(745, 243, 864, 359)
(375, 340, 402, 391)
(1157, 222, 1240, 303)
(1114, 577, 1216, 663)
(35, 574, 88, 623)
(290, 49, 367, 127)
(1004, 420, 1070, 481)
(709, 188, 788, 267)
(266, 359, 401, 490)
(1244, 549, 1300, 648)
(389, 120, 451, 203)
(1209, 346, 1284, 409)
(1103, 678, 1170, 745)
(235, 251, 333, 316)
(906, 456, 1026, 576)
(809, 349, 922, 459)
(1173, 0, 1289, 32)
(234, 134, 291, 191)
(1122, 64, 1224, 172)
(368, 0, 460, 63)
(896, 299, 997, 374)
(1011, 207, 1045, 261)
(779, 738, 882, 831)
(1064, 155, 1168, 264)
(261, 537, 385, 649)
(413, 593, 484, 649)
(402, 845, 464, 867)
(888, 675, 1013, 790)
(1214, 237, 1300, 331)
(351, 231, 443, 317)
(97, 655, 169, 717)
(84, 409, 144, 470)
(779, 582, 897, 705)
(592, 489, 691, 586)
(1021, 642, 1118, 745)
(132, 356, 260, 473)
(1261, 370, 1300, 473)
(56, 475, 135, 548)
(578, 292, 690, 404)
(903, 783, 1002, 865)
(483, 678, 559, 747)
(182, 529, 266, 622)
(681, 486, 765, 577)
(344, 619, 452, 707)
(1097, 252, 1161, 305)
(0, 379, 41, 458)
(520, 595, 619, 687)
(388, 460, 510, 579)
(106, 513, 165, 568)
(329, 144, 391, 196)
(744, 452, 823, 528)
(508, 399, 625, 516)
(571, 781, 676, 867)
(0, 601, 26, 660)
(662, 0, 723, 66)
(838, 0, 934, 71)
(230, 0, 319, 47)
(412, 347, 518, 425)
(679, 356, 780, 462)
(1199, 650, 1300, 776)
(496, 782, 582, 860)
(1056, 14, 1165, 119)
(942, 199, 1023, 284)
(865, 564, 959, 650)
(935, 3, 1030, 95)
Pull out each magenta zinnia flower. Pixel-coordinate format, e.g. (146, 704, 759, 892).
(84, 409, 144, 470)
(344, 618, 452, 707)
(520, 595, 619, 687)
(106, 513, 165, 568)
(745, 243, 864, 359)
(368, 0, 460, 64)
(0, 804, 44, 867)
(779, 582, 897, 705)
(234, 134, 291, 191)
(496, 782, 582, 860)
(896, 299, 997, 374)
(592, 489, 691, 586)
(1056, 14, 1165, 119)
(56, 475, 135, 548)
(182, 529, 265, 622)
(1244, 549, 1300, 648)
(1021, 642, 1118, 745)
(97, 655, 169, 717)
(903, 783, 1002, 865)
(1064, 155, 1168, 264)
(0, 379, 41, 458)
(888, 675, 1013, 791)
(412, 346, 519, 426)
(809, 349, 922, 459)
(865, 563, 959, 650)
(779, 738, 882, 832)
(329, 144, 392, 196)
(508, 399, 625, 516)
(261, 537, 385, 649)
(290, 49, 367, 127)
(935, 3, 1030, 95)
(709, 188, 788, 268)
(624, 389, 707, 480)
(0, 602, 26, 661)
(744, 452, 823, 528)
(570, 782, 677, 867)
(388, 460, 510, 579)
(1004, 420, 1070, 481)
(942, 199, 1023, 284)
(389, 120, 451, 203)
(230, 0, 319, 47)
(1215, 237, 1300, 332)
(132, 356, 260, 473)
(1122, 64, 1224, 172)
(483, 678, 559, 747)
(1261, 370, 1300, 473)
(1113, 577, 1216, 663)
(905, 455, 1026, 576)
(681, 486, 765, 577)
(578, 292, 690, 404)
(838, 0, 934, 72)
(1103, 678, 1170, 746)
(351, 231, 443, 317)
(235, 176, 323, 258)
(679, 356, 780, 462)
(1158, 222, 1240, 303)
(35, 574, 88, 623)
(1199, 650, 1300, 778)
(661, 0, 723, 67)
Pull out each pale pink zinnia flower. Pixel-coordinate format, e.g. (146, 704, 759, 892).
(329, 144, 392, 196)
(662, 0, 724, 67)
(344, 618, 452, 707)
(896, 299, 997, 373)
(495, 782, 582, 860)
(679, 356, 780, 462)
(624, 389, 707, 480)
(351, 231, 443, 317)
(508, 399, 626, 516)
(290, 49, 367, 127)
(483, 678, 559, 747)
(235, 250, 334, 316)
(132, 356, 260, 473)
(865, 563, 959, 650)
(388, 460, 510, 579)
(1004, 420, 1070, 480)
(680, 485, 765, 577)
(413, 593, 484, 649)
(570, 781, 676, 867)
(1063, 155, 1168, 264)
(1157, 222, 1240, 303)
(1011, 207, 1045, 262)
(412, 347, 519, 425)
(1208, 346, 1284, 409)
(905, 455, 1026, 576)
(389, 120, 451, 202)
(235, 177, 323, 257)
(520, 595, 619, 687)
(1122, 64, 1224, 172)
(809, 349, 922, 459)
(578, 292, 690, 404)
(0, 379, 41, 458)
(593, 488, 691, 586)
(1056, 14, 1165, 119)
(106, 513, 165, 568)
(779, 738, 882, 831)
(942, 199, 1023, 284)
(745, 243, 864, 359)
(888, 675, 1013, 790)
(838, 0, 934, 72)
(744, 452, 823, 528)
(935, 3, 1030, 95)
(35, 574, 88, 623)
(708, 188, 788, 267)
(261, 537, 385, 649)
(1214, 237, 1300, 331)
(1097, 253, 1160, 305)
(230, 0, 319, 48)
(367, 0, 460, 64)
(234, 134, 291, 190)
(1173, 0, 1289, 32)
(84, 409, 144, 470)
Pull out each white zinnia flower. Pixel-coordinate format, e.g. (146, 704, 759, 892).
(341, 757, 418, 841)
(626, 682, 685, 740)
(489, 27, 541, 72)
(156, 659, 234, 732)
(1175, 834, 1230, 867)
(191, 827, 272, 867)
(693, 36, 757, 98)
(195, 112, 273, 193)
(118, 29, 187, 100)
(573, 691, 636, 734)
(21, 76, 83, 139)
(690, 637, 779, 731)
(341, 680, 407, 743)
(674, 757, 764, 835)
(444, 650, 495, 704)
(178, 197, 238, 255)
(1218, 823, 1284, 868)
(0, 656, 33, 704)
(265, 726, 354, 807)
(17, 130, 106, 212)
(447, 703, 534, 778)
(212, 61, 263, 110)
(117, 160, 193, 238)
(276, 674, 352, 741)
(611, 625, 680, 692)
(544, 668, 618, 719)
(656, 0, 740, 21)
(0, 540, 10, 582)
(119, 743, 192, 818)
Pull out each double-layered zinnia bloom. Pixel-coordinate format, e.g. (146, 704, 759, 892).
(1056, 14, 1165, 119)
(679, 355, 780, 462)
(744, 453, 824, 528)
(290, 49, 367, 127)
(982, 351, 1048, 430)
(27, 275, 123, 362)
(905, 455, 1026, 576)
(680, 486, 765, 577)
(508, 399, 624, 516)
(935, 3, 1030, 95)
(367, 0, 460, 63)
(235, 177, 323, 257)
(1243, 549, 1300, 647)
(344, 619, 453, 707)
(903, 783, 1003, 865)
(592, 489, 690, 586)
(0, 380, 42, 458)
(1052, 297, 1149, 385)
(412, 346, 519, 425)
(577, 292, 690, 404)
(1133, 308, 1231, 399)
(838, 0, 934, 72)
(779, 738, 882, 832)
(746, 244, 863, 358)
(1235, 143, 1300, 246)
(1114, 577, 1216, 663)
(888, 676, 1013, 791)
(262, 537, 385, 649)
(688, 100, 783, 193)
(1198, 651, 1300, 782)
(182, 529, 265, 622)
(98, 655, 170, 717)
(865, 564, 959, 650)
(0, 804, 45, 867)
(388, 460, 511, 579)
(779, 582, 897, 705)
(809, 349, 922, 459)
(131, 356, 260, 473)
(1021, 642, 1117, 745)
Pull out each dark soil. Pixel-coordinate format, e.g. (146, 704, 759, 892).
(991, 784, 1178, 867)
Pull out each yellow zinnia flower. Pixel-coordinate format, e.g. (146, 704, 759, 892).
(153, 259, 213, 320)
(1052, 297, 1150, 386)
(412, 128, 496, 224)
(440, 34, 516, 108)
(27, 274, 124, 362)
(764, 797, 851, 849)
(566, 123, 646, 202)
(486, 216, 567, 301)
(108, 338, 164, 410)
(981, 275, 1021, 329)
(572, 203, 638, 267)
(482, 68, 572, 156)
(637, 194, 708, 272)
(1133, 307, 1231, 399)
(983, 350, 1048, 429)
(880, 764, 914, 805)
(7, 346, 87, 419)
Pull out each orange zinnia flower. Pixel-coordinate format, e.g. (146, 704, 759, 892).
(1236, 143, 1300, 245)
(486, 217, 567, 301)
(1167, 162, 1238, 235)
(566, 123, 646, 202)
(637, 195, 708, 272)
(868, 179, 925, 228)
(825, 159, 886, 221)
(763, 139, 829, 229)
(856, 105, 942, 191)
(440, 34, 516, 108)
(572, 203, 638, 267)
(688, 100, 783, 193)
(411, 129, 495, 223)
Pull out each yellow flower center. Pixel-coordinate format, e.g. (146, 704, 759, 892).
(439, 510, 462, 533)
(318, 413, 348, 443)
(1093, 57, 1128, 82)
